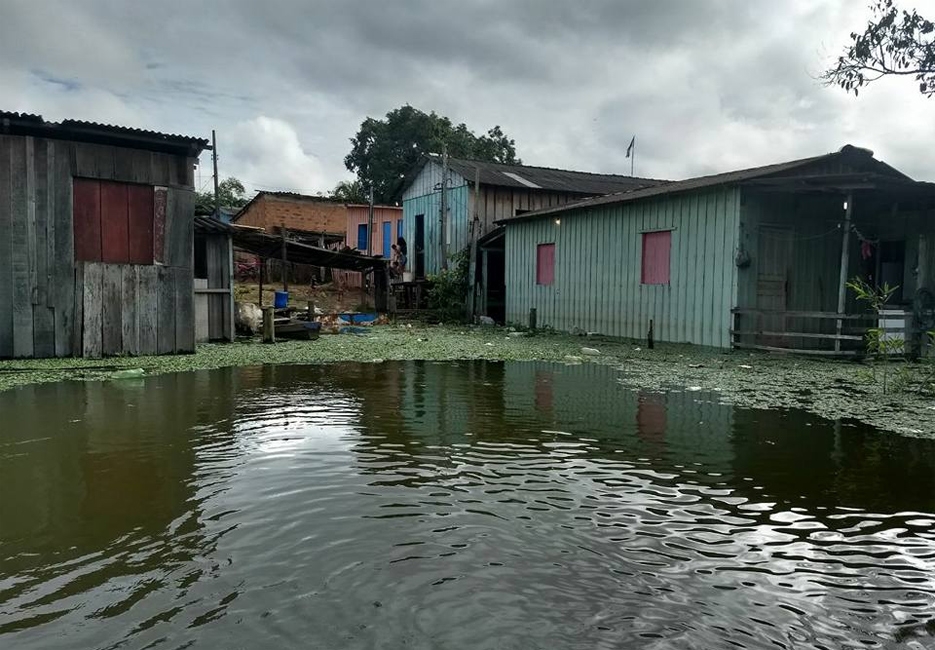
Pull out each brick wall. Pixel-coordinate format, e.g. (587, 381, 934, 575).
(236, 194, 347, 235)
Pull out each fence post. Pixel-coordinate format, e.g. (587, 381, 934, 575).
(263, 307, 275, 343)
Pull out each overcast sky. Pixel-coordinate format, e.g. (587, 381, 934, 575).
(3, 1, 933, 197)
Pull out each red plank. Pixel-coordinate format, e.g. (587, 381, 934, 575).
(101, 181, 129, 264)
(153, 187, 167, 263)
(536, 243, 555, 286)
(127, 185, 154, 264)
(73, 179, 102, 262)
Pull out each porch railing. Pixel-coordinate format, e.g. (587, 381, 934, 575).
(730, 308, 908, 356)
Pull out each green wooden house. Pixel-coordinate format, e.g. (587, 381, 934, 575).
(490, 146, 935, 354)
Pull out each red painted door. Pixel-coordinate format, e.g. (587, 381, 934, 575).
(101, 181, 129, 263)
(127, 185, 154, 264)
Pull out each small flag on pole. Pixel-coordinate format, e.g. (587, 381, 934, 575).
(626, 136, 635, 158)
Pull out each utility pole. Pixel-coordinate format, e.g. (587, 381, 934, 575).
(211, 129, 220, 218)
(466, 165, 480, 320)
(367, 183, 375, 256)
(439, 142, 449, 271)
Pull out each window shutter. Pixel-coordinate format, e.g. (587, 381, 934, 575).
(536, 243, 555, 286)
(641, 231, 671, 285)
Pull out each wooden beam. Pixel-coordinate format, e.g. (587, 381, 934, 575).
(835, 191, 853, 353)
(731, 308, 875, 320)
(732, 342, 861, 356)
(729, 329, 865, 341)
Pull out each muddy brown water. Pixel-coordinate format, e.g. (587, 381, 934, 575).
(1, 361, 934, 649)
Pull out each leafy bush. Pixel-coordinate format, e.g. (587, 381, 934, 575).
(427, 248, 470, 322)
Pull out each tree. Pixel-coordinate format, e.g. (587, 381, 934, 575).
(196, 177, 249, 213)
(824, 0, 935, 96)
(330, 179, 368, 203)
(344, 105, 520, 204)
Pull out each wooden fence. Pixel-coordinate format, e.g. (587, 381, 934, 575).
(731, 308, 909, 356)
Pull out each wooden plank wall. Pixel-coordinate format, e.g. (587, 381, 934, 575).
(205, 235, 232, 341)
(0, 133, 197, 359)
(503, 187, 741, 348)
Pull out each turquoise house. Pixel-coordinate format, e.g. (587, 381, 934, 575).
(400, 155, 658, 279)
(494, 146, 935, 354)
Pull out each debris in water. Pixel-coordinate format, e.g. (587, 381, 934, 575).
(479, 316, 495, 326)
(508, 332, 529, 338)
(110, 368, 145, 380)
(581, 347, 601, 356)
(564, 355, 584, 364)
(688, 363, 704, 368)
(740, 364, 753, 369)
(687, 386, 703, 391)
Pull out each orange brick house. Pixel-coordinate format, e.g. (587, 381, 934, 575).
(232, 192, 347, 243)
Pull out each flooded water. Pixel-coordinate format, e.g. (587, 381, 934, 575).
(1, 362, 934, 649)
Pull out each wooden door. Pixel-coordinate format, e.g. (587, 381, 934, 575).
(756, 226, 793, 345)
(414, 214, 425, 278)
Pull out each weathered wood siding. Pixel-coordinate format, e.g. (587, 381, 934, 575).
(504, 187, 741, 347)
(0, 134, 196, 359)
(205, 234, 233, 342)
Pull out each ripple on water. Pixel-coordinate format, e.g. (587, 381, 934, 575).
(0, 361, 934, 649)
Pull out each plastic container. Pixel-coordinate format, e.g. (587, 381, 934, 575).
(274, 291, 289, 309)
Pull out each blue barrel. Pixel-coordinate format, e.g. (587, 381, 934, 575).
(274, 291, 289, 309)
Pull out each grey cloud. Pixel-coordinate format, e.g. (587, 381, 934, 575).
(2, 0, 934, 193)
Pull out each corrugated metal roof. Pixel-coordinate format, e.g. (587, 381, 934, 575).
(194, 215, 234, 235)
(436, 156, 667, 195)
(0, 110, 209, 154)
(497, 145, 914, 223)
(58, 119, 209, 148)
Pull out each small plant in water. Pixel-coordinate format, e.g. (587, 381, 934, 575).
(847, 277, 903, 394)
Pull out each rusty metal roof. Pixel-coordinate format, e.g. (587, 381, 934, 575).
(0, 111, 209, 155)
(436, 156, 667, 195)
(497, 145, 915, 223)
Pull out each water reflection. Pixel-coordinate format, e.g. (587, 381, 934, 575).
(0, 361, 933, 649)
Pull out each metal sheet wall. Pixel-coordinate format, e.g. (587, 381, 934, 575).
(504, 187, 741, 347)
(402, 184, 470, 276)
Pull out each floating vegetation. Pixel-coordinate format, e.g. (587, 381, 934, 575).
(1, 325, 933, 436)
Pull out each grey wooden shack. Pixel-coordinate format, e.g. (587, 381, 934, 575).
(0, 111, 209, 358)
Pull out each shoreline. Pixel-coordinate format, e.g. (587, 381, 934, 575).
(0, 325, 932, 437)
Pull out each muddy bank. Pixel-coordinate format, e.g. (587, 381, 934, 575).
(0, 325, 932, 436)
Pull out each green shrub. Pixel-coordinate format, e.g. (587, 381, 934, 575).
(427, 248, 470, 322)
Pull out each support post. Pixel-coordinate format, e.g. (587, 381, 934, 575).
(307, 300, 315, 322)
(262, 307, 275, 343)
(257, 255, 264, 307)
(467, 165, 480, 321)
(439, 143, 449, 271)
(211, 129, 220, 218)
(835, 191, 854, 353)
(227, 234, 235, 342)
(367, 184, 374, 256)
(319, 233, 326, 283)
(529, 307, 537, 331)
(281, 224, 288, 292)
(648, 319, 655, 349)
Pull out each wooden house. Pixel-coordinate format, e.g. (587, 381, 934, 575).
(401, 156, 662, 279)
(493, 145, 935, 354)
(0, 111, 209, 359)
(340, 204, 403, 289)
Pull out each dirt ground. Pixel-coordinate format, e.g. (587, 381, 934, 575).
(1, 325, 934, 437)
(233, 281, 374, 315)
